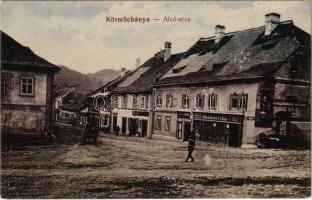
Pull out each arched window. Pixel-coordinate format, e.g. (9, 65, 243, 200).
(182, 94, 189, 108)
(196, 94, 205, 109)
(155, 95, 163, 108)
(166, 94, 173, 108)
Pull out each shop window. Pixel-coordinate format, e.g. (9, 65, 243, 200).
(155, 115, 162, 130)
(229, 93, 248, 110)
(182, 94, 189, 108)
(20, 77, 34, 96)
(165, 116, 171, 131)
(155, 95, 163, 108)
(166, 94, 173, 108)
(196, 94, 205, 109)
(102, 117, 108, 126)
(208, 93, 218, 110)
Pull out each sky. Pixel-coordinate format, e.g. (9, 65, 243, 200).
(1, 1, 311, 74)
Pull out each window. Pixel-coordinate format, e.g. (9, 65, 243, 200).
(123, 95, 128, 109)
(208, 93, 218, 110)
(20, 77, 34, 95)
(182, 94, 189, 108)
(165, 116, 171, 131)
(166, 94, 173, 108)
(230, 93, 248, 110)
(155, 115, 162, 130)
(112, 96, 120, 108)
(133, 95, 137, 109)
(1, 79, 9, 96)
(138, 95, 147, 110)
(155, 95, 163, 108)
(64, 113, 69, 118)
(196, 94, 205, 109)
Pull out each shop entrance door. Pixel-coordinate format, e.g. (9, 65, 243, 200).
(202, 121, 214, 142)
(228, 124, 241, 147)
(215, 123, 226, 144)
(128, 118, 138, 136)
(122, 117, 127, 134)
(141, 120, 148, 137)
(183, 121, 191, 141)
(112, 114, 117, 132)
(176, 121, 182, 139)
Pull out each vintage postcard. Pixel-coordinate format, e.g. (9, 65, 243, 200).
(1, 1, 311, 198)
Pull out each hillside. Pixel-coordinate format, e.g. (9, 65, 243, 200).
(88, 68, 121, 86)
(54, 66, 121, 94)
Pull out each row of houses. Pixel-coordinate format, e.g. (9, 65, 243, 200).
(65, 13, 310, 147)
(2, 13, 310, 148)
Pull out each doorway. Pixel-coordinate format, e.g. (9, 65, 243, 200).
(141, 119, 148, 137)
(122, 117, 127, 134)
(176, 121, 182, 139)
(128, 118, 139, 136)
(228, 124, 241, 147)
(112, 113, 117, 132)
(215, 123, 226, 144)
(183, 121, 191, 141)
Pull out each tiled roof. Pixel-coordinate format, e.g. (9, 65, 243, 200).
(1, 31, 60, 72)
(62, 92, 89, 112)
(156, 21, 310, 86)
(87, 71, 132, 97)
(112, 53, 184, 94)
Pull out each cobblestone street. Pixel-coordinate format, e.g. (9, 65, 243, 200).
(1, 133, 311, 198)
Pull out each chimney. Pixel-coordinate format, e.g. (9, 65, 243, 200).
(163, 41, 171, 62)
(215, 25, 225, 44)
(136, 58, 141, 68)
(265, 13, 280, 36)
(120, 68, 126, 77)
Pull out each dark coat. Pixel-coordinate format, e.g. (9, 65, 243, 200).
(188, 139, 195, 151)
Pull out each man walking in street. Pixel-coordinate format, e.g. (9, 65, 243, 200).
(184, 129, 196, 162)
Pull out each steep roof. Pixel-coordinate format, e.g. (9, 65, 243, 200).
(87, 71, 132, 97)
(156, 21, 310, 86)
(62, 92, 88, 112)
(112, 52, 183, 94)
(1, 31, 60, 72)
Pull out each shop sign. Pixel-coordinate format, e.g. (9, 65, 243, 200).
(132, 111, 149, 117)
(193, 112, 243, 123)
(177, 111, 190, 119)
(273, 99, 307, 108)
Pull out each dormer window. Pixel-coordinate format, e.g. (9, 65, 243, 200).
(172, 66, 186, 74)
(290, 50, 304, 74)
(213, 61, 228, 71)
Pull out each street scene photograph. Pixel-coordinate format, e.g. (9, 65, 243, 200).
(1, 1, 311, 198)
